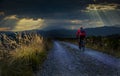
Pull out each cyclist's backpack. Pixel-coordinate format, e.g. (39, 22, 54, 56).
(80, 30, 86, 36)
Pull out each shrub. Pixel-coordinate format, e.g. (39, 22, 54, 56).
(0, 32, 51, 76)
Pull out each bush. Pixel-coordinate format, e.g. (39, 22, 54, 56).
(86, 35, 120, 58)
(0, 32, 51, 76)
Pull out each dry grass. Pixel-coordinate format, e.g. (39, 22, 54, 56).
(0, 32, 51, 76)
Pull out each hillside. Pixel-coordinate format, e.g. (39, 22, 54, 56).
(45, 26, 120, 38)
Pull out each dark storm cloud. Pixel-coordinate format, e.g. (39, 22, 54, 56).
(0, 0, 120, 31)
(0, 0, 86, 19)
(0, 0, 120, 18)
(1, 0, 120, 10)
(0, 0, 87, 14)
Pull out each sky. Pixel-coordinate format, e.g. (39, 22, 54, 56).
(0, 0, 120, 31)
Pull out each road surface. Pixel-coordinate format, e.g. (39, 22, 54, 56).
(36, 41, 120, 76)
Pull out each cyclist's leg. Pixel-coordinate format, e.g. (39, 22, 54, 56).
(83, 42, 85, 51)
(79, 38, 81, 49)
(82, 37, 85, 51)
(80, 37, 85, 51)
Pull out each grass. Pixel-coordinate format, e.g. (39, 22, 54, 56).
(86, 44, 120, 58)
(0, 32, 52, 76)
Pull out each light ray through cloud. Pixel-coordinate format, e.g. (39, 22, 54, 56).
(103, 10, 120, 26)
(84, 3, 120, 27)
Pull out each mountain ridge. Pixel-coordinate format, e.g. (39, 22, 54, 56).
(45, 26, 120, 38)
(0, 26, 120, 38)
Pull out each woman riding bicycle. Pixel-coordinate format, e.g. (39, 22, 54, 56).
(76, 26, 86, 50)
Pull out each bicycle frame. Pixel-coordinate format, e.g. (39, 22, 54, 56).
(78, 38, 85, 51)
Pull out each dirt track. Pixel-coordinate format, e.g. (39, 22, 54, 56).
(36, 41, 120, 76)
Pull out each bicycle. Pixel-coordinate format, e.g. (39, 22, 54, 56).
(78, 38, 85, 51)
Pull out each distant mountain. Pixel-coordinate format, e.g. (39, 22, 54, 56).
(46, 29, 76, 38)
(85, 26, 120, 36)
(0, 26, 120, 38)
(45, 26, 120, 38)
(0, 31, 15, 36)
(113, 24, 120, 27)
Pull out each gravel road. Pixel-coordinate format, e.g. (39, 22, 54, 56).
(36, 41, 120, 76)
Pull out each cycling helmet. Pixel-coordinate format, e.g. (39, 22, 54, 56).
(80, 26, 83, 29)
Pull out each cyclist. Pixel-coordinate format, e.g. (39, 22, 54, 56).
(76, 26, 86, 50)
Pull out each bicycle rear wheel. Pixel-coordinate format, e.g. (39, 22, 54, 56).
(79, 40, 85, 51)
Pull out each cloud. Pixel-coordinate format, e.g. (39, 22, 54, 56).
(0, 15, 45, 31)
(0, 15, 18, 30)
(68, 19, 104, 28)
(88, 20, 104, 27)
(0, 0, 84, 15)
(0, 11, 5, 16)
(4, 15, 18, 20)
(1, 0, 120, 19)
(0, 0, 120, 31)
(0, 27, 10, 31)
(85, 3, 120, 11)
(14, 18, 45, 31)
(42, 19, 91, 30)
(70, 20, 83, 24)
(69, 19, 89, 24)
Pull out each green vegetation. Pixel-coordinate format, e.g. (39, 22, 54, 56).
(0, 32, 52, 76)
(86, 35, 120, 58)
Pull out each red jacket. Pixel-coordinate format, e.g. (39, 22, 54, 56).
(76, 29, 86, 38)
